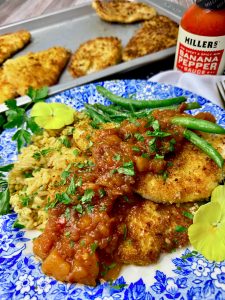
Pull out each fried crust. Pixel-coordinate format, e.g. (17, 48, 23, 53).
(69, 37, 122, 78)
(122, 15, 178, 61)
(0, 30, 31, 65)
(135, 134, 225, 204)
(0, 68, 18, 103)
(114, 198, 196, 265)
(92, 0, 157, 23)
(1, 46, 71, 96)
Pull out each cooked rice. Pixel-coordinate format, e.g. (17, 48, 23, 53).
(9, 112, 91, 230)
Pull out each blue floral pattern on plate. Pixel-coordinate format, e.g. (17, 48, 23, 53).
(0, 80, 225, 300)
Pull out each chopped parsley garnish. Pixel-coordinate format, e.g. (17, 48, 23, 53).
(155, 153, 164, 160)
(65, 231, 71, 237)
(60, 170, 71, 185)
(64, 208, 71, 221)
(181, 250, 198, 261)
(67, 177, 76, 195)
(169, 138, 176, 152)
(117, 161, 135, 176)
(183, 211, 194, 219)
(134, 133, 144, 142)
(149, 138, 157, 152)
(90, 242, 98, 254)
(101, 262, 117, 277)
(73, 204, 83, 214)
(23, 172, 33, 178)
(20, 194, 31, 207)
(141, 153, 149, 158)
(70, 240, 75, 248)
(55, 192, 72, 205)
(59, 136, 71, 148)
(132, 146, 140, 152)
(113, 154, 121, 161)
(73, 149, 80, 157)
(13, 219, 25, 229)
(175, 225, 187, 233)
(80, 189, 95, 204)
(98, 188, 106, 198)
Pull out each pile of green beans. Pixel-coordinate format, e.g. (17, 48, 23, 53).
(85, 85, 225, 168)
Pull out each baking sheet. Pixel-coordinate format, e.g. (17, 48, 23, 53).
(0, 0, 185, 112)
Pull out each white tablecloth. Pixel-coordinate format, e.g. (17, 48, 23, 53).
(150, 70, 225, 108)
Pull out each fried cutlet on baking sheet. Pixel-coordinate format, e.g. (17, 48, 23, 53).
(0, 30, 31, 65)
(92, 0, 157, 23)
(135, 133, 225, 204)
(68, 37, 122, 78)
(1, 46, 71, 98)
(122, 15, 178, 61)
(0, 68, 17, 103)
(112, 195, 197, 265)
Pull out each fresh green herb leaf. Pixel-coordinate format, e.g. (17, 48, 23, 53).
(155, 153, 164, 159)
(141, 153, 149, 158)
(67, 177, 76, 195)
(183, 211, 194, 219)
(90, 242, 98, 254)
(175, 225, 187, 233)
(134, 133, 144, 142)
(73, 149, 80, 157)
(12, 129, 32, 153)
(113, 154, 121, 161)
(169, 138, 176, 152)
(5, 99, 17, 110)
(0, 188, 10, 215)
(80, 189, 95, 204)
(0, 164, 14, 172)
(132, 146, 140, 152)
(27, 86, 48, 103)
(117, 161, 135, 176)
(59, 136, 71, 148)
(73, 203, 83, 214)
(55, 192, 71, 205)
(98, 188, 106, 198)
(20, 194, 31, 207)
(64, 208, 71, 221)
(13, 219, 25, 229)
(65, 231, 71, 237)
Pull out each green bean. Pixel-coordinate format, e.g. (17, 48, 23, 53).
(183, 129, 224, 168)
(94, 104, 128, 117)
(85, 105, 106, 124)
(172, 116, 225, 134)
(96, 86, 187, 110)
(85, 104, 113, 122)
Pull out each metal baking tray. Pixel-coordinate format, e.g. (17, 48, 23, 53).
(0, 0, 185, 112)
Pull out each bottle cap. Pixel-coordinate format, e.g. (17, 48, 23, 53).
(196, 0, 225, 9)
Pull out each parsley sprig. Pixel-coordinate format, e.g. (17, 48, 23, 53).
(0, 164, 14, 215)
(3, 87, 48, 152)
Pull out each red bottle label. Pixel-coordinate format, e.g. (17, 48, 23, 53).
(174, 27, 225, 75)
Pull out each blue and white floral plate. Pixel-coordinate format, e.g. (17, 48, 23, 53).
(0, 80, 225, 300)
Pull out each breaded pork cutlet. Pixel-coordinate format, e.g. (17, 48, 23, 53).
(1, 46, 71, 97)
(112, 196, 197, 265)
(135, 133, 225, 204)
(0, 30, 31, 65)
(0, 68, 17, 103)
(69, 37, 122, 78)
(92, 0, 157, 23)
(122, 15, 178, 61)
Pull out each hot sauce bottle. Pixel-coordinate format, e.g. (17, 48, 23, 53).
(174, 0, 225, 75)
